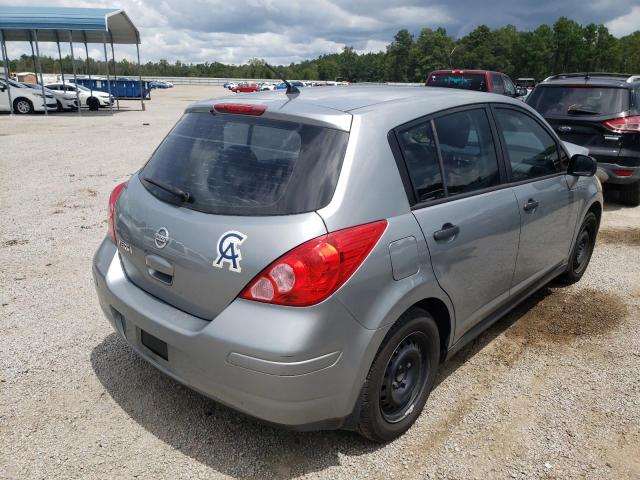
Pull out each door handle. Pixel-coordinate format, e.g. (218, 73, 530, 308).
(523, 199, 539, 213)
(433, 223, 459, 242)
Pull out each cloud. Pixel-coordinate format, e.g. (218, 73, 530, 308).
(1, 0, 639, 64)
(606, 6, 640, 36)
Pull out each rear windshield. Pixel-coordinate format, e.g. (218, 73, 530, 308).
(527, 86, 629, 116)
(426, 73, 487, 92)
(140, 112, 349, 216)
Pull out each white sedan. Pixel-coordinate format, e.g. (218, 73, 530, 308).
(0, 78, 57, 114)
(46, 82, 113, 110)
(23, 83, 77, 111)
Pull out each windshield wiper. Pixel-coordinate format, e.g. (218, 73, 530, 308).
(142, 176, 191, 203)
(567, 105, 600, 115)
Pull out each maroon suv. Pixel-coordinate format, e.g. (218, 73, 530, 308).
(426, 69, 523, 98)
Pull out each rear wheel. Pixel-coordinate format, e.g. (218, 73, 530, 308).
(620, 181, 640, 207)
(559, 212, 598, 284)
(357, 308, 440, 442)
(13, 98, 33, 114)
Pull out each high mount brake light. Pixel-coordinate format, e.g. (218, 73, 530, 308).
(603, 116, 640, 133)
(213, 103, 266, 116)
(108, 182, 127, 242)
(240, 220, 388, 307)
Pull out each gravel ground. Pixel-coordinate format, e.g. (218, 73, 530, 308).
(1, 86, 639, 480)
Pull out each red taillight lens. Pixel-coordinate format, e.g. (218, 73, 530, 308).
(213, 103, 266, 116)
(603, 116, 640, 133)
(613, 169, 634, 177)
(107, 182, 127, 242)
(240, 220, 387, 307)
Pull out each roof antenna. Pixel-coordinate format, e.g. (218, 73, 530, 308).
(264, 63, 300, 95)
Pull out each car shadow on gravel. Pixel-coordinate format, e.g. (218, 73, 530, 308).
(91, 333, 381, 479)
(90, 285, 627, 478)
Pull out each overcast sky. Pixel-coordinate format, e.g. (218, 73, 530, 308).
(2, 0, 640, 64)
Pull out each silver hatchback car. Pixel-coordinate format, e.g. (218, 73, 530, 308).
(93, 86, 602, 442)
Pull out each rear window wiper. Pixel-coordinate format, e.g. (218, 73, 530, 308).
(567, 105, 600, 115)
(142, 176, 191, 203)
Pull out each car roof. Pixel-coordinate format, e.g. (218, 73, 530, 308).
(540, 73, 640, 88)
(187, 85, 526, 131)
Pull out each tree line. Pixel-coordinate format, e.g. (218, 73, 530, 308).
(2, 17, 639, 82)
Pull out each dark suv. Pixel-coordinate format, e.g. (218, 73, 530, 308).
(526, 73, 640, 205)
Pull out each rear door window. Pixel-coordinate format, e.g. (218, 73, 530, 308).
(397, 121, 445, 202)
(491, 74, 505, 94)
(140, 112, 348, 215)
(503, 76, 516, 96)
(494, 108, 565, 181)
(527, 86, 629, 116)
(433, 109, 501, 196)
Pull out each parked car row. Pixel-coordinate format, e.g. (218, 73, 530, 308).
(224, 80, 344, 93)
(0, 78, 114, 113)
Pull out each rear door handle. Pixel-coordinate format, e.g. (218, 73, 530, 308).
(523, 199, 539, 213)
(433, 223, 459, 242)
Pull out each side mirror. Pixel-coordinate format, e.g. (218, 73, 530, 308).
(568, 154, 597, 177)
(516, 87, 528, 97)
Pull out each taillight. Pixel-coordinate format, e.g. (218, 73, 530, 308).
(240, 220, 387, 307)
(613, 169, 634, 177)
(602, 116, 640, 133)
(213, 103, 266, 116)
(108, 182, 127, 242)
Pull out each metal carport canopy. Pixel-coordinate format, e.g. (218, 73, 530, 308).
(0, 6, 139, 44)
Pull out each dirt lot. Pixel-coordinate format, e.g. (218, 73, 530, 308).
(1, 86, 639, 480)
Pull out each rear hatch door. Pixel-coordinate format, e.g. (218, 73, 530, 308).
(114, 107, 350, 320)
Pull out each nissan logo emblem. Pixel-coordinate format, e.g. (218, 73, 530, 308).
(154, 227, 169, 249)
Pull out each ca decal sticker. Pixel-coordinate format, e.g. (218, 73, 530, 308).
(213, 231, 247, 273)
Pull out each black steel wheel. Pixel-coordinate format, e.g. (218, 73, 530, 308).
(379, 332, 429, 423)
(559, 211, 598, 284)
(357, 308, 440, 442)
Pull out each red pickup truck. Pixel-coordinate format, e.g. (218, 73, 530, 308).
(426, 69, 526, 98)
(231, 82, 259, 93)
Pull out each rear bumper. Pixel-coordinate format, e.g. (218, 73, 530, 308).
(598, 162, 640, 185)
(92, 238, 375, 429)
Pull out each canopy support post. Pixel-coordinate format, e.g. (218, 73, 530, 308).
(68, 30, 81, 116)
(55, 32, 65, 85)
(136, 37, 144, 111)
(32, 30, 48, 116)
(0, 29, 13, 115)
(102, 33, 113, 115)
(109, 36, 120, 111)
(83, 32, 94, 110)
(29, 39, 37, 77)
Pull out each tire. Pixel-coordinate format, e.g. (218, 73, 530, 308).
(357, 308, 440, 442)
(13, 98, 33, 114)
(56, 100, 63, 111)
(558, 212, 598, 284)
(87, 97, 100, 111)
(620, 181, 640, 207)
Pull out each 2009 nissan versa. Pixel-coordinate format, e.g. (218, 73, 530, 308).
(93, 84, 602, 442)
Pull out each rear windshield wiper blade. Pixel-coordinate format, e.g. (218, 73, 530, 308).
(142, 176, 191, 203)
(567, 105, 600, 115)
